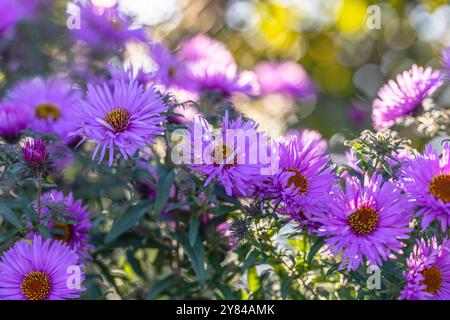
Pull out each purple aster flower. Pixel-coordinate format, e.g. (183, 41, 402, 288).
(401, 142, 450, 231)
(400, 237, 450, 300)
(71, 2, 147, 50)
(22, 138, 47, 167)
(178, 112, 267, 196)
(73, 78, 167, 166)
(178, 35, 258, 97)
(372, 65, 442, 129)
(149, 42, 194, 91)
(270, 133, 336, 230)
(0, 235, 84, 300)
(442, 47, 450, 81)
(315, 175, 412, 271)
(255, 61, 315, 99)
(6, 77, 81, 143)
(0, 101, 32, 142)
(29, 190, 93, 261)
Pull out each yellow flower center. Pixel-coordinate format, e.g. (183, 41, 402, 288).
(429, 174, 450, 203)
(21, 271, 51, 300)
(213, 143, 238, 165)
(285, 168, 308, 194)
(347, 205, 379, 236)
(422, 266, 442, 294)
(52, 223, 73, 243)
(35, 103, 61, 121)
(105, 107, 130, 132)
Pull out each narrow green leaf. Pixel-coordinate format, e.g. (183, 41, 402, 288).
(307, 237, 325, 264)
(0, 203, 22, 229)
(146, 275, 177, 299)
(155, 169, 175, 215)
(188, 217, 200, 246)
(173, 233, 206, 284)
(104, 200, 152, 243)
(242, 249, 259, 272)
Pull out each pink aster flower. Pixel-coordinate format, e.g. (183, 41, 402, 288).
(400, 237, 450, 300)
(269, 133, 336, 230)
(177, 112, 268, 196)
(372, 65, 442, 129)
(315, 175, 412, 271)
(401, 142, 450, 231)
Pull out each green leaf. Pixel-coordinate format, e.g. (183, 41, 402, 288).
(146, 275, 177, 299)
(0, 203, 22, 229)
(247, 266, 260, 293)
(173, 233, 206, 284)
(188, 217, 200, 246)
(154, 169, 175, 215)
(307, 237, 325, 264)
(104, 200, 152, 243)
(242, 249, 259, 272)
(280, 276, 293, 300)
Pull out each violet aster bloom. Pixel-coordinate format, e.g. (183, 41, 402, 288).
(22, 138, 47, 166)
(442, 47, 450, 81)
(255, 61, 315, 99)
(178, 112, 266, 196)
(73, 78, 167, 166)
(149, 42, 194, 91)
(107, 64, 155, 89)
(401, 142, 450, 231)
(372, 65, 442, 129)
(400, 237, 450, 300)
(28, 190, 93, 261)
(270, 133, 336, 229)
(0, 101, 32, 142)
(6, 77, 81, 143)
(0, 235, 84, 300)
(315, 175, 412, 271)
(71, 2, 147, 50)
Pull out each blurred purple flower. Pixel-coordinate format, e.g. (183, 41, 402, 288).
(315, 175, 412, 271)
(255, 61, 315, 99)
(401, 142, 450, 231)
(0, 235, 84, 300)
(178, 34, 258, 97)
(149, 42, 194, 91)
(71, 2, 147, 50)
(72, 78, 167, 166)
(0, 0, 25, 34)
(400, 237, 450, 300)
(372, 65, 442, 129)
(0, 101, 32, 142)
(22, 138, 47, 166)
(6, 77, 81, 143)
